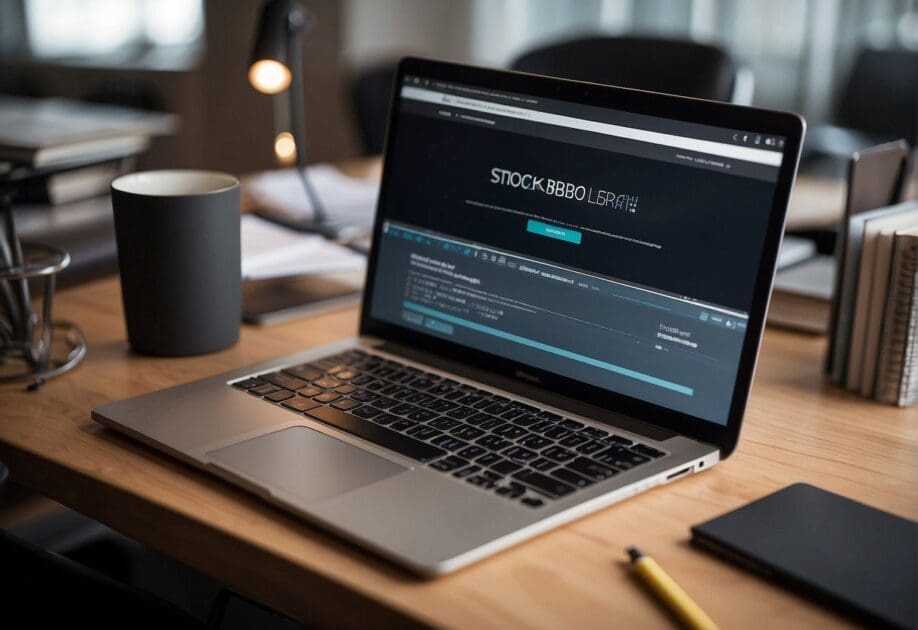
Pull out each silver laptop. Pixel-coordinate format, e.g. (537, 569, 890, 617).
(93, 58, 804, 576)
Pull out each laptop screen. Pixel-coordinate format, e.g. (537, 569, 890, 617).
(367, 70, 788, 426)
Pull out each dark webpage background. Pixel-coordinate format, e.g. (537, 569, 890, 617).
(381, 112, 778, 312)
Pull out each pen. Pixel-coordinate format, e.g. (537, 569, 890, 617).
(626, 546, 719, 630)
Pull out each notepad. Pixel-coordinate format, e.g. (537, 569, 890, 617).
(691, 484, 917, 629)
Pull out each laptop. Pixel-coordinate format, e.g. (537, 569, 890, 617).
(93, 58, 804, 576)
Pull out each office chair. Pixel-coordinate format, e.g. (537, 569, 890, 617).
(802, 47, 918, 175)
(509, 35, 749, 103)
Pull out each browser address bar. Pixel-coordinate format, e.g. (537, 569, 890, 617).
(401, 86, 782, 167)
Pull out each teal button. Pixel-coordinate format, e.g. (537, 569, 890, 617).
(526, 219, 582, 244)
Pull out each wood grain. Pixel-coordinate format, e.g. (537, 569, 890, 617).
(1, 164, 915, 627)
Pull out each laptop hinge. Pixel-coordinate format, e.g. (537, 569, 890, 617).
(374, 340, 678, 442)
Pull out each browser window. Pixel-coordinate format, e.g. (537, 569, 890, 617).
(369, 75, 786, 425)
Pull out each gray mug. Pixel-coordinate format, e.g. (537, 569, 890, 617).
(111, 170, 241, 356)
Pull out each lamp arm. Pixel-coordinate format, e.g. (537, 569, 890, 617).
(286, 13, 327, 224)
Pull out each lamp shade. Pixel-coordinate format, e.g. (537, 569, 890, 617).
(248, 0, 311, 94)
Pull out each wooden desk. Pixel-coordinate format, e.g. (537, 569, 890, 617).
(1, 276, 916, 628)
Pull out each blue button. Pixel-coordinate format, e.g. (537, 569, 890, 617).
(526, 219, 582, 244)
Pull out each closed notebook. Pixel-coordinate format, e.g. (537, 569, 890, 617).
(691, 483, 917, 629)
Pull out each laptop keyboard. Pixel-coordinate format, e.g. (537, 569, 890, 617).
(233, 349, 667, 508)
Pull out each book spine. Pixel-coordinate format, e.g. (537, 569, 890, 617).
(897, 243, 918, 406)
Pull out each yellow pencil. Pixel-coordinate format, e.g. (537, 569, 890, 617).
(627, 546, 719, 630)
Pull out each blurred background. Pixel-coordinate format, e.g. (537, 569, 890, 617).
(1, 0, 916, 173)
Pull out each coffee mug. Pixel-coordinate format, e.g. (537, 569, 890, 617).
(111, 170, 241, 356)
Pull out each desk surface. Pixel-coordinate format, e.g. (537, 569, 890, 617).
(1, 275, 916, 628)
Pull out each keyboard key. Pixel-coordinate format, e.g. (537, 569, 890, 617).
(352, 405, 383, 419)
(482, 470, 503, 482)
(265, 390, 294, 402)
(331, 399, 360, 410)
(476, 435, 512, 451)
(313, 377, 343, 389)
(335, 369, 360, 381)
(530, 420, 556, 433)
(483, 402, 512, 415)
(580, 427, 609, 440)
(512, 470, 575, 498)
(475, 452, 503, 467)
(490, 459, 523, 475)
(334, 384, 359, 394)
(431, 435, 468, 452)
(500, 408, 524, 420)
(283, 366, 323, 381)
(260, 372, 308, 391)
(632, 444, 666, 458)
(543, 445, 577, 463)
(313, 392, 341, 403)
(446, 406, 476, 420)
(551, 468, 594, 489)
(423, 399, 457, 413)
(512, 414, 540, 426)
(428, 383, 455, 396)
(407, 409, 438, 422)
(544, 426, 573, 440)
(429, 417, 460, 430)
(560, 419, 585, 430)
(493, 424, 527, 440)
(466, 475, 496, 489)
(495, 482, 526, 499)
(372, 414, 398, 425)
(537, 411, 562, 422)
(567, 457, 617, 481)
(456, 394, 485, 406)
(372, 397, 399, 409)
(559, 434, 589, 448)
(281, 396, 320, 412)
(451, 425, 485, 440)
(608, 434, 635, 446)
(519, 434, 552, 450)
(325, 364, 349, 375)
(458, 445, 487, 460)
(520, 497, 545, 508)
(405, 392, 436, 405)
(249, 383, 280, 396)
(430, 455, 467, 472)
(466, 412, 493, 426)
(502, 446, 538, 463)
(408, 377, 436, 390)
(512, 402, 538, 413)
(576, 440, 606, 455)
(479, 418, 505, 431)
(389, 419, 417, 432)
(453, 465, 480, 478)
(297, 385, 323, 397)
(594, 447, 649, 470)
(406, 425, 441, 440)
(530, 457, 557, 472)
(304, 405, 446, 462)
(390, 403, 420, 416)
(233, 378, 262, 389)
(351, 374, 375, 385)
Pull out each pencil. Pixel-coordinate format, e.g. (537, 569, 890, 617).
(627, 546, 719, 630)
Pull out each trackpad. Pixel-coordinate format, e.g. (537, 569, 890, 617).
(207, 426, 409, 505)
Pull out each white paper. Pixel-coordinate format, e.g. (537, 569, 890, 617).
(244, 164, 379, 223)
(241, 215, 366, 280)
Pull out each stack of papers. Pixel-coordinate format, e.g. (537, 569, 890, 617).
(241, 215, 366, 281)
(244, 164, 379, 223)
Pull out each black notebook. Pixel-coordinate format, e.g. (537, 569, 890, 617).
(691, 483, 917, 629)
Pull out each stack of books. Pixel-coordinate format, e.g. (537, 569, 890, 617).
(826, 201, 918, 406)
(0, 95, 177, 203)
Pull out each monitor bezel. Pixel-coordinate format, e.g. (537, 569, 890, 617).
(359, 57, 805, 457)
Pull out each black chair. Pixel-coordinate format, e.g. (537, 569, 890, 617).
(802, 47, 918, 175)
(510, 35, 746, 103)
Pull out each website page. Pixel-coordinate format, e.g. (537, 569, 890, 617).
(369, 75, 785, 424)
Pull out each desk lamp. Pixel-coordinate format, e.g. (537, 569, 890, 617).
(249, 0, 353, 239)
